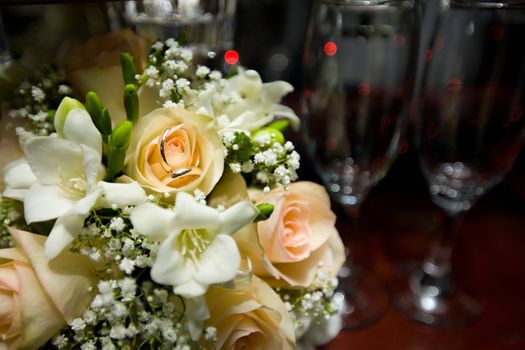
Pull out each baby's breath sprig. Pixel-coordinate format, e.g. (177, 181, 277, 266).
(136, 39, 218, 110)
(7, 65, 72, 136)
(275, 267, 340, 335)
(0, 195, 30, 248)
(223, 129, 300, 191)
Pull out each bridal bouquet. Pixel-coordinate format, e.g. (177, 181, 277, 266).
(0, 30, 345, 350)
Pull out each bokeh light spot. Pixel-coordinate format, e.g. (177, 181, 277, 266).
(324, 41, 337, 56)
(224, 50, 239, 65)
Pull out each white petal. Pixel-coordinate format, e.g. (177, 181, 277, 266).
(68, 190, 100, 216)
(262, 81, 294, 104)
(150, 234, 194, 286)
(173, 192, 220, 231)
(81, 145, 103, 189)
(174, 279, 208, 298)
(24, 137, 84, 185)
(63, 108, 102, 155)
(45, 214, 85, 259)
(3, 188, 27, 201)
(218, 201, 258, 236)
(3, 159, 37, 189)
(194, 234, 240, 285)
(185, 296, 210, 340)
(130, 203, 174, 241)
(269, 104, 300, 130)
(97, 181, 147, 208)
(24, 184, 74, 224)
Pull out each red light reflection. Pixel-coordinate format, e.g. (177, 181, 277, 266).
(224, 50, 239, 65)
(447, 79, 462, 93)
(324, 42, 337, 56)
(357, 83, 372, 96)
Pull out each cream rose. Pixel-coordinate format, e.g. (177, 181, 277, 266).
(238, 182, 345, 288)
(125, 106, 224, 196)
(0, 228, 96, 349)
(63, 29, 149, 123)
(205, 276, 295, 349)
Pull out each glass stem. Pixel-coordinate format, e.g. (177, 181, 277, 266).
(412, 212, 464, 297)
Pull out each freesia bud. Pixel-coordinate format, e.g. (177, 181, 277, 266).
(86, 91, 112, 141)
(54, 97, 85, 137)
(106, 121, 133, 180)
(120, 52, 137, 86)
(254, 203, 274, 222)
(124, 84, 139, 124)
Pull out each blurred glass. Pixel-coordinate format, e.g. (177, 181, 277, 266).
(119, 0, 237, 58)
(391, 0, 525, 328)
(302, 0, 420, 328)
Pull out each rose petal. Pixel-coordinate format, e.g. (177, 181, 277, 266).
(14, 263, 64, 349)
(10, 229, 95, 323)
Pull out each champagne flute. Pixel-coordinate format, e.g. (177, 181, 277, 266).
(301, 0, 420, 328)
(391, 0, 525, 328)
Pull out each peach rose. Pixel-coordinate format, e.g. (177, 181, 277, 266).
(205, 276, 295, 349)
(125, 106, 224, 196)
(238, 182, 345, 288)
(63, 29, 149, 123)
(0, 228, 96, 349)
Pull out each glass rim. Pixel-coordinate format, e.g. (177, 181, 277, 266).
(449, 0, 525, 8)
(313, 0, 415, 6)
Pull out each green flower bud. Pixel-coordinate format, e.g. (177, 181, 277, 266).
(254, 203, 274, 222)
(105, 121, 133, 181)
(124, 84, 139, 124)
(109, 120, 133, 150)
(54, 97, 85, 137)
(86, 91, 112, 141)
(120, 52, 137, 86)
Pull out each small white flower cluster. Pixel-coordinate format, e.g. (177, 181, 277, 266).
(223, 131, 300, 190)
(7, 66, 71, 136)
(137, 39, 221, 110)
(51, 279, 207, 349)
(0, 196, 29, 248)
(72, 209, 157, 276)
(275, 266, 340, 336)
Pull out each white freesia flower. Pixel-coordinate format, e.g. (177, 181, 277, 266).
(130, 191, 258, 298)
(2, 106, 147, 259)
(195, 68, 299, 133)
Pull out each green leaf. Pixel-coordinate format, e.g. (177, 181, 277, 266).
(124, 84, 139, 124)
(227, 132, 255, 162)
(120, 52, 137, 86)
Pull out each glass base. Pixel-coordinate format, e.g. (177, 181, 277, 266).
(335, 265, 389, 329)
(390, 266, 483, 328)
